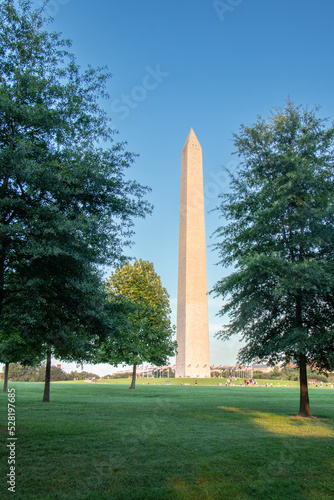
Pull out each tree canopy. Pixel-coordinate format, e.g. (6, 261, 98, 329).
(213, 101, 334, 417)
(0, 0, 152, 398)
(101, 259, 176, 389)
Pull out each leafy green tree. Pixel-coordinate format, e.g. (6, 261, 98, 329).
(2, 362, 38, 381)
(101, 260, 177, 389)
(34, 363, 68, 382)
(267, 367, 283, 380)
(0, 1, 151, 399)
(3, 261, 110, 400)
(3, 362, 73, 382)
(307, 370, 328, 383)
(280, 365, 299, 381)
(213, 102, 334, 417)
(0, 334, 41, 391)
(252, 371, 267, 380)
(67, 370, 100, 381)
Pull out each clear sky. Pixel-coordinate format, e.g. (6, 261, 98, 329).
(27, 0, 334, 376)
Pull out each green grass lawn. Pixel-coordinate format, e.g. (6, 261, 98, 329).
(1, 382, 334, 499)
(102, 376, 302, 387)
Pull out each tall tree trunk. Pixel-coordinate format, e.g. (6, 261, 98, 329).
(2, 362, 9, 392)
(43, 349, 52, 402)
(298, 354, 311, 417)
(129, 363, 137, 390)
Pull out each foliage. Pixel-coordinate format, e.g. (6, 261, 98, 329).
(0, 1, 151, 377)
(213, 101, 334, 415)
(35, 364, 68, 382)
(1, 362, 100, 381)
(67, 370, 100, 380)
(101, 260, 176, 369)
(253, 367, 330, 382)
(3, 362, 38, 381)
(252, 370, 269, 380)
(308, 370, 329, 383)
(280, 365, 299, 381)
(253, 366, 299, 381)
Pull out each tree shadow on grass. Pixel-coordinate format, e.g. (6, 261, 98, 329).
(3, 385, 334, 500)
(165, 404, 334, 500)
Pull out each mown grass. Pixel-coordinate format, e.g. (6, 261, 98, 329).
(1, 382, 334, 499)
(73, 376, 303, 387)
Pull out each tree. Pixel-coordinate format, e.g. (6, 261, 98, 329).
(1, 362, 89, 381)
(280, 365, 299, 381)
(35, 363, 68, 382)
(213, 101, 334, 417)
(2, 260, 111, 400)
(101, 260, 177, 389)
(1, 362, 38, 382)
(0, 1, 151, 399)
(66, 370, 100, 380)
(0, 332, 41, 391)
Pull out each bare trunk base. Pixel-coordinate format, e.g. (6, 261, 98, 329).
(297, 354, 311, 418)
(42, 350, 51, 402)
(2, 362, 9, 392)
(129, 363, 137, 390)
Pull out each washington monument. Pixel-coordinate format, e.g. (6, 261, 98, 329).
(175, 129, 210, 378)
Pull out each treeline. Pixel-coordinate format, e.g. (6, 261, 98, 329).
(2, 364, 178, 382)
(100, 368, 176, 379)
(210, 366, 334, 383)
(1, 363, 99, 382)
(253, 366, 333, 383)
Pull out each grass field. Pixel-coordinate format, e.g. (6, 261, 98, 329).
(85, 377, 302, 387)
(1, 381, 334, 499)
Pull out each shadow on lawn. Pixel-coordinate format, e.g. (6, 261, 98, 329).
(2, 385, 333, 500)
(85, 388, 334, 499)
(218, 406, 334, 437)
(165, 405, 334, 500)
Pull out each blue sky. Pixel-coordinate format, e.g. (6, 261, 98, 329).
(28, 0, 334, 375)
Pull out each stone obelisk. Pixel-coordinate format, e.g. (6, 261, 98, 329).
(175, 129, 210, 378)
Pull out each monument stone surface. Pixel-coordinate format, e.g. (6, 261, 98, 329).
(175, 129, 210, 378)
